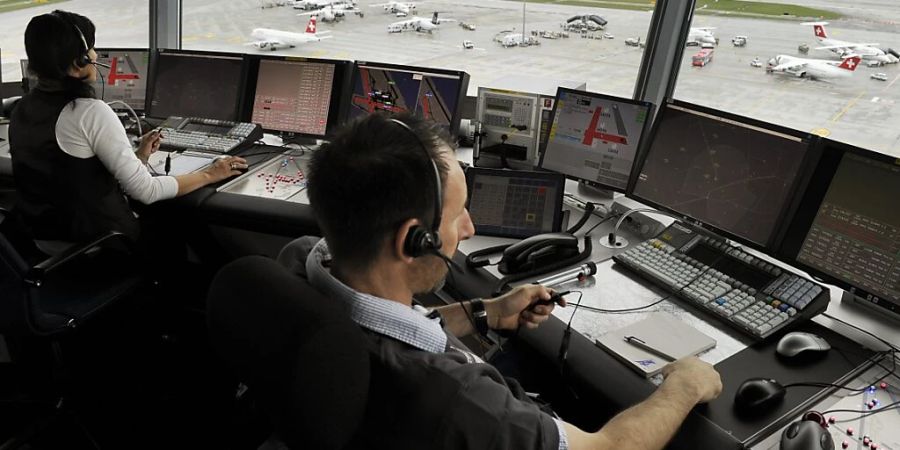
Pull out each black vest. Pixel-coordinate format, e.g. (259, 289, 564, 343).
(9, 90, 139, 242)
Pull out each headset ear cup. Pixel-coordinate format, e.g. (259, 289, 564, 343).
(404, 226, 428, 258)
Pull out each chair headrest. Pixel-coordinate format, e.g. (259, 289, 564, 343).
(207, 255, 370, 449)
(2, 96, 21, 118)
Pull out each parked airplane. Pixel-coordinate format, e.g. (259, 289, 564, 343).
(292, 0, 354, 10)
(766, 54, 861, 80)
(297, 3, 358, 22)
(372, 1, 419, 17)
(248, 16, 332, 50)
(687, 27, 717, 46)
(803, 22, 899, 64)
(387, 12, 454, 33)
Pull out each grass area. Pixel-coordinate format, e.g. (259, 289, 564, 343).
(520, 0, 841, 20)
(0, 0, 69, 14)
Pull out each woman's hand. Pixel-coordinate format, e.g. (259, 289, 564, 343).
(135, 130, 162, 164)
(204, 156, 248, 183)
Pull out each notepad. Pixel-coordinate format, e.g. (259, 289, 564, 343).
(593, 313, 717, 378)
(149, 152, 215, 176)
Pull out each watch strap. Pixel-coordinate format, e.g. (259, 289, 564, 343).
(470, 298, 489, 337)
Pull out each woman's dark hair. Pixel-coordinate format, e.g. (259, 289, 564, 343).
(24, 10, 97, 102)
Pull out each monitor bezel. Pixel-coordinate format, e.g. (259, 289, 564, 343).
(538, 86, 654, 194)
(626, 99, 817, 253)
(145, 49, 249, 121)
(776, 138, 900, 316)
(465, 167, 567, 239)
(93, 47, 152, 113)
(346, 60, 470, 136)
(241, 54, 352, 139)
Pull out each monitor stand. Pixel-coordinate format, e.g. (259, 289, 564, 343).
(281, 135, 318, 147)
(577, 181, 615, 199)
(840, 291, 900, 325)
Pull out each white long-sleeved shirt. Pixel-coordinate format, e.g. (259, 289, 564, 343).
(55, 98, 177, 204)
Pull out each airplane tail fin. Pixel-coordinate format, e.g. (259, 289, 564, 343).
(813, 23, 828, 39)
(305, 16, 318, 34)
(432, 11, 438, 24)
(838, 55, 861, 71)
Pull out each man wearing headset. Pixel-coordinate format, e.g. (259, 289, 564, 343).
(286, 113, 722, 449)
(9, 10, 247, 252)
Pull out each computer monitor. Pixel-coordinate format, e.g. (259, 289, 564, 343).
(539, 87, 653, 192)
(244, 55, 350, 139)
(146, 50, 247, 121)
(779, 140, 900, 319)
(465, 168, 566, 239)
(630, 101, 814, 251)
(93, 48, 150, 112)
(347, 61, 469, 135)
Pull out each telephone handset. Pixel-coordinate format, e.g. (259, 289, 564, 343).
(498, 232, 579, 275)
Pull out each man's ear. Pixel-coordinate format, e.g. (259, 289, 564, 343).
(393, 218, 420, 263)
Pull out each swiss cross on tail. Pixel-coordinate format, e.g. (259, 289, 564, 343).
(813, 24, 827, 39)
(306, 16, 317, 34)
(839, 56, 861, 71)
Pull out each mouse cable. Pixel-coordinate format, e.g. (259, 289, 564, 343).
(781, 347, 898, 394)
(821, 312, 899, 353)
(578, 248, 730, 314)
(822, 399, 900, 422)
(583, 213, 621, 236)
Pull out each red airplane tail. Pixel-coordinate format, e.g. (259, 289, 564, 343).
(838, 55, 861, 71)
(305, 16, 318, 34)
(813, 24, 828, 39)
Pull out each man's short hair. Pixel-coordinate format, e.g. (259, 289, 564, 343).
(307, 114, 454, 269)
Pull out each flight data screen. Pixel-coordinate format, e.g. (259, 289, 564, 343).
(466, 169, 564, 239)
(540, 89, 650, 191)
(348, 64, 466, 131)
(632, 104, 809, 247)
(93, 49, 150, 111)
(797, 153, 900, 305)
(251, 59, 336, 136)
(148, 52, 244, 121)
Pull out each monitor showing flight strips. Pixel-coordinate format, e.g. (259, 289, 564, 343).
(779, 140, 900, 318)
(245, 56, 349, 138)
(147, 50, 246, 121)
(539, 87, 652, 192)
(630, 101, 813, 250)
(93, 48, 150, 112)
(347, 61, 469, 135)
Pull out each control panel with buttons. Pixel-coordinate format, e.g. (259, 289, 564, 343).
(613, 223, 830, 340)
(137, 116, 264, 154)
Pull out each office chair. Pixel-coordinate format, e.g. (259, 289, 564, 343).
(0, 206, 149, 448)
(206, 255, 370, 450)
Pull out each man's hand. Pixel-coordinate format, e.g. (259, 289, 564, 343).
(661, 356, 723, 403)
(136, 129, 162, 164)
(485, 284, 564, 331)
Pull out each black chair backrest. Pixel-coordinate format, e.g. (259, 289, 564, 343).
(0, 208, 44, 335)
(207, 255, 370, 449)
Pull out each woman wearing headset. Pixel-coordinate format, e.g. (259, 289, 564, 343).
(9, 10, 247, 254)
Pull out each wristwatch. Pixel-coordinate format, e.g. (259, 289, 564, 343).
(470, 298, 490, 337)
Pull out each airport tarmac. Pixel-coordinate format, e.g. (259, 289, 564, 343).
(1, 0, 898, 154)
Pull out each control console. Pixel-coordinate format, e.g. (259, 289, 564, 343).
(142, 116, 263, 154)
(613, 223, 830, 340)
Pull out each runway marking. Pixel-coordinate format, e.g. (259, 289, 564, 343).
(885, 73, 900, 91)
(829, 90, 866, 124)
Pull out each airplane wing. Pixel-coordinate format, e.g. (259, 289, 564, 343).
(816, 43, 879, 50)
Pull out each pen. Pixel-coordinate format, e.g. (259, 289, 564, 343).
(624, 336, 676, 362)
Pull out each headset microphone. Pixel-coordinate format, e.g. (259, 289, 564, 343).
(92, 61, 110, 69)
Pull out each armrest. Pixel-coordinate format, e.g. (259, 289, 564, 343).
(24, 231, 137, 287)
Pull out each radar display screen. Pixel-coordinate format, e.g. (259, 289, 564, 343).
(632, 103, 810, 248)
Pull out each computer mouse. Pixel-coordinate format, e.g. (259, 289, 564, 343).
(734, 378, 786, 413)
(780, 419, 834, 450)
(777, 332, 831, 358)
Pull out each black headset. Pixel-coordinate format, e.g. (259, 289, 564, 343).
(390, 118, 444, 258)
(53, 11, 92, 68)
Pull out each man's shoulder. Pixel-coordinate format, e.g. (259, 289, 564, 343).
(276, 235, 322, 277)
